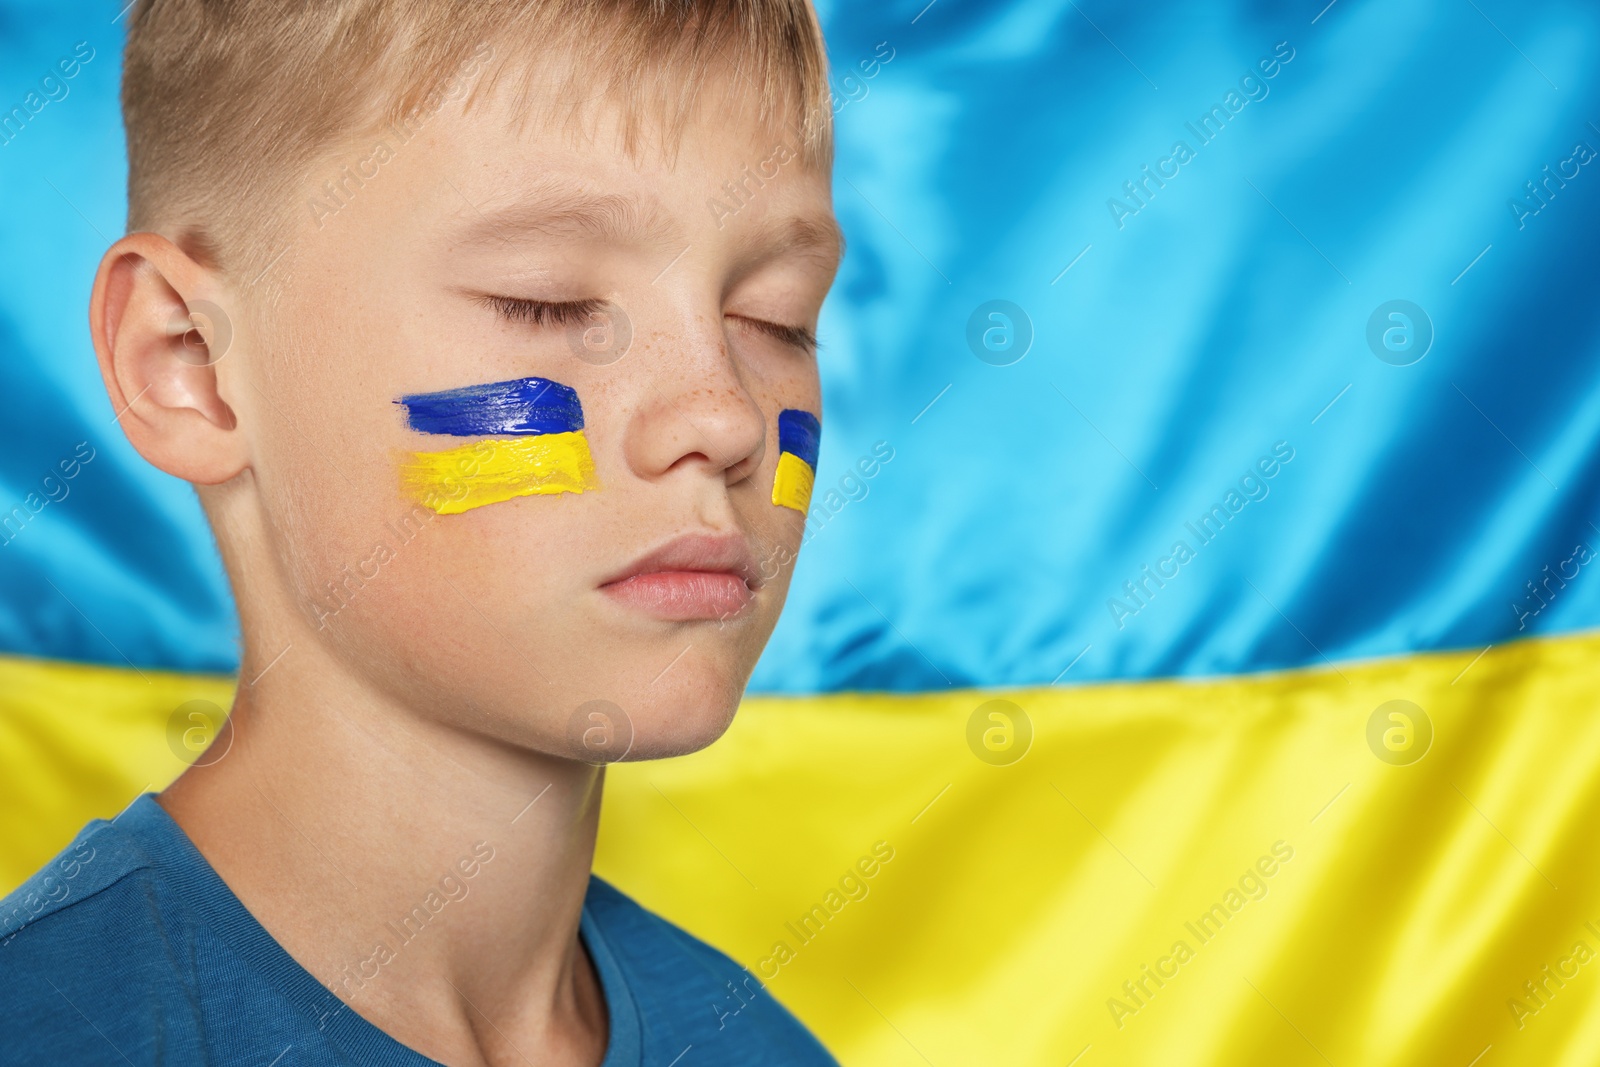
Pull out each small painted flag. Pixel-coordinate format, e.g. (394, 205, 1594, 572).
(394, 376, 599, 513)
(772, 409, 820, 513)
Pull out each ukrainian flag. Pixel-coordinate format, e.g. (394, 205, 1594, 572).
(5, 2, 1600, 1064)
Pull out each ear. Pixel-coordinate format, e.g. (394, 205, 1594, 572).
(89, 232, 249, 484)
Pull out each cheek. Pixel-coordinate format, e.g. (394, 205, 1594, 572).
(285, 496, 586, 745)
(255, 379, 409, 605)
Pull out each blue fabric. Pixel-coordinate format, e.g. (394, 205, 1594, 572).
(0, 796, 836, 1066)
(2, 2, 1599, 690)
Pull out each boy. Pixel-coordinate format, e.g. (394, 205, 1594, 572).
(0, 1, 844, 1064)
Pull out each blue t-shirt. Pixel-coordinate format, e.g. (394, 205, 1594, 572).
(0, 796, 836, 1066)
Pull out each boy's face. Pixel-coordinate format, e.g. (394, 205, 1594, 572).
(240, 73, 840, 761)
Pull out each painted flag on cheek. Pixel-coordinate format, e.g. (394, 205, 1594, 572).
(393, 376, 600, 514)
(772, 409, 820, 513)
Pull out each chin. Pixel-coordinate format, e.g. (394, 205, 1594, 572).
(359, 608, 765, 763)
(597, 672, 748, 763)
(617, 709, 739, 761)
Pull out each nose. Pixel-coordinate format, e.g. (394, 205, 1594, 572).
(621, 316, 767, 486)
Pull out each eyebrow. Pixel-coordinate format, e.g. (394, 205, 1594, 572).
(452, 185, 681, 249)
(747, 213, 846, 270)
(452, 182, 844, 269)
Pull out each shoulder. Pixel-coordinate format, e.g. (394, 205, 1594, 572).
(584, 877, 839, 1065)
(0, 810, 147, 943)
(0, 802, 206, 1059)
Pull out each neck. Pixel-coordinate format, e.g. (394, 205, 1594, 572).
(159, 632, 609, 1066)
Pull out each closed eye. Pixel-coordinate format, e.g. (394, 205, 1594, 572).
(480, 295, 608, 327)
(729, 314, 818, 354)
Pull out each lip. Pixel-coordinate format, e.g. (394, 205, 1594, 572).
(600, 533, 761, 622)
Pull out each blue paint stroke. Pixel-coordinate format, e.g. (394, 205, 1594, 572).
(397, 377, 584, 437)
(777, 409, 821, 468)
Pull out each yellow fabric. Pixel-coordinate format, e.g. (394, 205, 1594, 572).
(6, 636, 1600, 1064)
(399, 431, 599, 514)
(772, 450, 816, 512)
(0, 655, 234, 889)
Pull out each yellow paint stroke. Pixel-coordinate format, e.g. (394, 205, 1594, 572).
(772, 451, 815, 513)
(399, 432, 599, 515)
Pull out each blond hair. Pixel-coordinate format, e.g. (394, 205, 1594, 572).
(121, 0, 832, 289)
